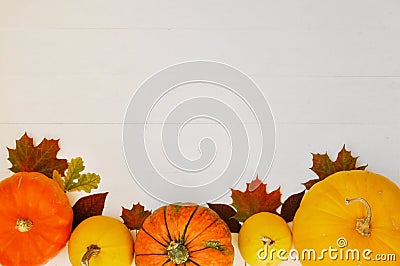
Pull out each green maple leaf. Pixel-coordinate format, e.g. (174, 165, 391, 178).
(54, 157, 100, 193)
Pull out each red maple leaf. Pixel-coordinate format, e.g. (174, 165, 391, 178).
(231, 176, 282, 222)
(121, 203, 152, 230)
(7, 132, 68, 178)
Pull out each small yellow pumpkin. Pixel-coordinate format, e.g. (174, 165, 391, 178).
(238, 212, 292, 266)
(293, 170, 400, 265)
(68, 216, 134, 266)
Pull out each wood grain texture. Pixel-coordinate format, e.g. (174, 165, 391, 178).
(0, 1, 399, 265)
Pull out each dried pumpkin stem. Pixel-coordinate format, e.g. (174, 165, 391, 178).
(345, 197, 372, 237)
(167, 241, 190, 264)
(81, 244, 101, 266)
(15, 218, 33, 232)
(257, 236, 273, 260)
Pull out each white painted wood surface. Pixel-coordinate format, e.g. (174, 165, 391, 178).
(1, 1, 399, 265)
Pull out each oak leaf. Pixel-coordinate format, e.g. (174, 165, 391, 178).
(53, 157, 100, 193)
(7, 132, 68, 178)
(231, 177, 282, 222)
(121, 203, 152, 230)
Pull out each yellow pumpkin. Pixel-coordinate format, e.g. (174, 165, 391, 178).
(68, 216, 134, 266)
(238, 212, 292, 266)
(293, 170, 400, 265)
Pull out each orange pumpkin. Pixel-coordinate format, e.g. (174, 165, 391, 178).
(135, 203, 234, 265)
(293, 170, 400, 265)
(0, 172, 73, 266)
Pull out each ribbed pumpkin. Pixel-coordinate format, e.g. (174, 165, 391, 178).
(293, 170, 400, 265)
(135, 203, 234, 265)
(0, 172, 73, 266)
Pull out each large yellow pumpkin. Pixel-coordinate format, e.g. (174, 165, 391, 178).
(293, 170, 400, 265)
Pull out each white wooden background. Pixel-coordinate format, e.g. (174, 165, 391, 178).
(1, 1, 399, 265)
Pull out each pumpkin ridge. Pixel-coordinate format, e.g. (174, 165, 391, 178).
(135, 253, 169, 256)
(142, 227, 168, 248)
(162, 258, 171, 265)
(190, 245, 225, 253)
(181, 205, 200, 242)
(26, 230, 49, 262)
(370, 231, 399, 256)
(303, 182, 364, 221)
(0, 231, 16, 253)
(187, 258, 201, 265)
(305, 207, 352, 222)
(163, 206, 173, 242)
(184, 217, 219, 246)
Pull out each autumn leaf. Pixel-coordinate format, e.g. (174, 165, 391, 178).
(120, 203, 152, 231)
(302, 179, 320, 190)
(280, 190, 306, 223)
(277, 145, 368, 223)
(7, 132, 68, 178)
(53, 157, 100, 193)
(207, 203, 241, 233)
(305, 145, 367, 189)
(52, 170, 65, 190)
(72, 192, 108, 229)
(334, 145, 368, 171)
(309, 152, 336, 180)
(231, 177, 282, 222)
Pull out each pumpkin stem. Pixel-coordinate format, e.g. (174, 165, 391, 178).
(81, 244, 101, 266)
(167, 241, 190, 264)
(15, 218, 33, 232)
(257, 236, 274, 261)
(345, 197, 372, 237)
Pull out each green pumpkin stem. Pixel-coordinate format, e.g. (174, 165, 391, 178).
(81, 244, 101, 266)
(345, 197, 372, 237)
(167, 241, 190, 264)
